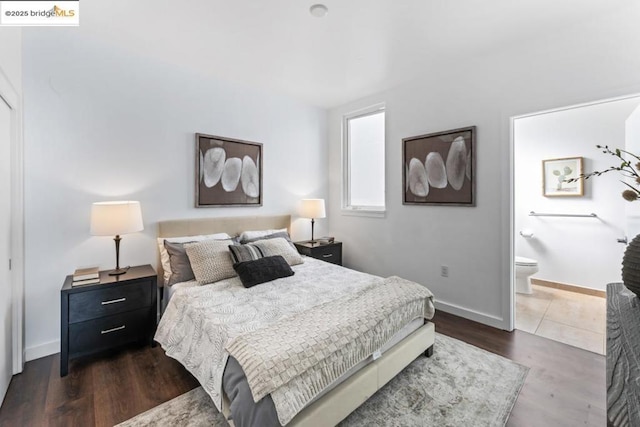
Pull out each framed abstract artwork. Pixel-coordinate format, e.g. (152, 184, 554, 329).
(195, 133, 263, 207)
(542, 157, 583, 197)
(402, 126, 476, 206)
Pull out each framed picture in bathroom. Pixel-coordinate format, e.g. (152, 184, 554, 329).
(542, 157, 583, 197)
(402, 126, 476, 206)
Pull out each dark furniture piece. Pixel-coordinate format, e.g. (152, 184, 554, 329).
(607, 282, 640, 426)
(60, 264, 157, 377)
(294, 241, 342, 266)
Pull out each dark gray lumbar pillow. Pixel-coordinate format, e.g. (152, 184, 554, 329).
(233, 255, 294, 288)
(164, 240, 196, 286)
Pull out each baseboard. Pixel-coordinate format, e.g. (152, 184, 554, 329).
(531, 278, 606, 298)
(25, 340, 60, 362)
(434, 300, 507, 330)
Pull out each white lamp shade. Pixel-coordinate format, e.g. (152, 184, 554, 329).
(300, 199, 326, 219)
(90, 201, 144, 236)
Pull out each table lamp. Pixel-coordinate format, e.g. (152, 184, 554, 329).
(90, 201, 144, 275)
(300, 198, 326, 244)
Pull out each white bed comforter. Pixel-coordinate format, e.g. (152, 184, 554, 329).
(155, 258, 434, 424)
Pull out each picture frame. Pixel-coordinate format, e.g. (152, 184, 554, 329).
(402, 126, 476, 206)
(195, 133, 263, 207)
(542, 157, 583, 197)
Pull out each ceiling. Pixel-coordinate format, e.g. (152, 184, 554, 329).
(79, 0, 635, 108)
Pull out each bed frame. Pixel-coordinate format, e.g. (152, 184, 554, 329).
(157, 215, 435, 427)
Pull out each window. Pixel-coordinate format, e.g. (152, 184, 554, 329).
(343, 104, 385, 215)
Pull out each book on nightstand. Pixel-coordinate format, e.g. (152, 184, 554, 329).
(71, 277, 100, 287)
(316, 236, 335, 244)
(73, 266, 99, 283)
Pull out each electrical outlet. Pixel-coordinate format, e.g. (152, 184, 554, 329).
(441, 265, 449, 277)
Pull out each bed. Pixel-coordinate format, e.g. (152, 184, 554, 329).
(155, 215, 435, 427)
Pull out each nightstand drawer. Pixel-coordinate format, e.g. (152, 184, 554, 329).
(68, 281, 153, 323)
(313, 245, 341, 264)
(69, 308, 150, 357)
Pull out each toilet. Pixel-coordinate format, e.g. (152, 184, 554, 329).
(515, 256, 539, 294)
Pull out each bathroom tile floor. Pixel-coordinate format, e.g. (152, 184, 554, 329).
(516, 284, 606, 355)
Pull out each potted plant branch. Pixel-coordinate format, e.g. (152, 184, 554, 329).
(568, 145, 640, 296)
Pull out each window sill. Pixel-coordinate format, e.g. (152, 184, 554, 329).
(341, 208, 386, 218)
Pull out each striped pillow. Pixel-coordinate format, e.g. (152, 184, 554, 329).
(228, 237, 304, 266)
(228, 243, 265, 263)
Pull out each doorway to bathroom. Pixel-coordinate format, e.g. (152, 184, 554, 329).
(512, 95, 640, 354)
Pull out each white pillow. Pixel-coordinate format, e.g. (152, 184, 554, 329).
(239, 228, 288, 243)
(157, 233, 231, 285)
(184, 239, 237, 285)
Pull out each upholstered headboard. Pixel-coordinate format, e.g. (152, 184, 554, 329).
(156, 215, 291, 286)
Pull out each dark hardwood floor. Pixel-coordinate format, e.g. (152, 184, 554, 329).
(435, 311, 605, 426)
(0, 345, 199, 427)
(0, 311, 605, 426)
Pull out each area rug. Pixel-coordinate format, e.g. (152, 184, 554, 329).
(116, 333, 528, 427)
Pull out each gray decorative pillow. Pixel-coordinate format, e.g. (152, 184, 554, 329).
(233, 255, 294, 288)
(239, 228, 288, 242)
(240, 231, 293, 244)
(257, 237, 304, 266)
(164, 240, 196, 286)
(241, 231, 295, 248)
(184, 239, 236, 285)
(158, 233, 232, 286)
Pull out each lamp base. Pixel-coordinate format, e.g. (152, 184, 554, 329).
(109, 235, 130, 276)
(108, 267, 129, 276)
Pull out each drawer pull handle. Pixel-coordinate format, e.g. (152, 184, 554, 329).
(101, 325, 125, 334)
(101, 297, 126, 305)
(322, 254, 333, 258)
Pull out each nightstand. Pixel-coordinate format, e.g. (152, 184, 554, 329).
(60, 264, 157, 377)
(294, 241, 342, 266)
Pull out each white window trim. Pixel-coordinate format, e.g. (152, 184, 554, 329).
(341, 103, 386, 217)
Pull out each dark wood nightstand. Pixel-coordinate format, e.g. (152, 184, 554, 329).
(294, 241, 342, 266)
(60, 264, 157, 377)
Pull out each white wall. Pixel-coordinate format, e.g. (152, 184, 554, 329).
(514, 98, 640, 291)
(0, 28, 21, 93)
(625, 105, 640, 237)
(328, 3, 640, 328)
(22, 29, 329, 360)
